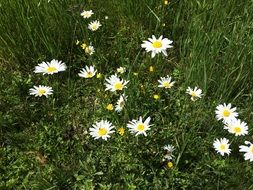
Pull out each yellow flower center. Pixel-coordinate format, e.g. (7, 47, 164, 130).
(234, 126, 241, 133)
(98, 128, 107, 136)
(152, 41, 162, 48)
(137, 123, 145, 131)
(220, 144, 226, 150)
(38, 89, 46, 95)
(163, 81, 171, 88)
(223, 109, 230, 117)
(154, 95, 160, 100)
(47, 66, 57, 73)
(191, 92, 197, 97)
(114, 82, 123, 90)
(250, 146, 253, 153)
(86, 72, 93, 78)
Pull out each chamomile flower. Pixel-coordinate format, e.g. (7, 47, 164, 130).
(239, 141, 253, 162)
(34, 59, 67, 75)
(89, 120, 115, 140)
(186, 87, 202, 101)
(80, 10, 94, 19)
(78, 66, 97, 78)
(215, 103, 238, 122)
(29, 85, 53, 97)
(115, 94, 127, 112)
(141, 35, 173, 58)
(88, 20, 101, 31)
(105, 75, 129, 92)
(224, 119, 248, 136)
(117, 67, 126, 74)
(158, 75, 175, 89)
(163, 144, 175, 161)
(127, 116, 152, 136)
(85, 45, 95, 55)
(213, 138, 231, 156)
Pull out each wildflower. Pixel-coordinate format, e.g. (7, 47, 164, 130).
(133, 72, 138, 76)
(118, 127, 125, 136)
(149, 66, 154, 72)
(158, 75, 175, 89)
(213, 138, 231, 156)
(127, 116, 152, 136)
(78, 66, 97, 78)
(85, 45, 95, 55)
(224, 119, 248, 136)
(239, 141, 253, 162)
(167, 161, 173, 168)
(81, 43, 87, 49)
(164, 0, 169, 5)
(96, 73, 102, 78)
(105, 74, 129, 92)
(105, 16, 109, 19)
(80, 10, 94, 19)
(106, 104, 114, 111)
(186, 87, 202, 101)
(215, 103, 238, 122)
(163, 144, 175, 160)
(117, 67, 126, 74)
(88, 20, 101, 31)
(29, 85, 53, 97)
(115, 94, 127, 112)
(141, 35, 173, 58)
(34, 59, 67, 75)
(89, 120, 115, 140)
(76, 40, 80, 45)
(153, 94, 160, 100)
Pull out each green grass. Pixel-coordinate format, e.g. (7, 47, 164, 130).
(1, 0, 253, 189)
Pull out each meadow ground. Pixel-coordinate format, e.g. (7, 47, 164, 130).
(1, 0, 253, 189)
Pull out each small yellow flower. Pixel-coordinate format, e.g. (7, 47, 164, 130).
(133, 72, 138, 76)
(149, 66, 154, 72)
(162, 23, 166, 27)
(167, 161, 173, 168)
(81, 43, 87, 50)
(118, 127, 125, 136)
(76, 40, 80, 45)
(164, 0, 169, 5)
(153, 94, 160, 100)
(96, 73, 102, 78)
(106, 104, 114, 111)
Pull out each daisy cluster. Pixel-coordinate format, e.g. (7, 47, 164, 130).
(76, 9, 102, 56)
(29, 59, 67, 97)
(213, 103, 252, 162)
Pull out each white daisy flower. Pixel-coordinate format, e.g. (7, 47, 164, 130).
(115, 94, 127, 112)
(141, 35, 173, 58)
(158, 75, 175, 89)
(239, 141, 253, 162)
(117, 67, 126, 74)
(88, 20, 101, 31)
(29, 85, 53, 97)
(89, 120, 115, 140)
(213, 138, 231, 156)
(215, 103, 238, 122)
(34, 59, 67, 75)
(127, 116, 152, 136)
(85, 45, 95, 55)
(186, 87, 203, 101)
(105, 74, 129, 92)
(162, 144, 175, 161)
(78, 66, 97, 78)
(224, 119, 248, 136)
(80, 10, 94, 19)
